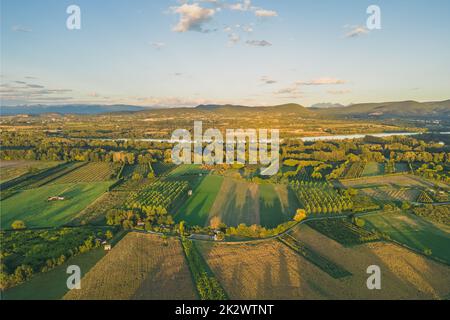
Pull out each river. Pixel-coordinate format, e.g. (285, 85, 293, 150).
(90, 131, 449, 143)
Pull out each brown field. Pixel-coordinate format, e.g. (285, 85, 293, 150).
(340, 174, 446, 189)
(196, 239, 340, 299)
(290, 225, 450, 299)
(196, 225, 450, 300)
(64, 233, 197, 300)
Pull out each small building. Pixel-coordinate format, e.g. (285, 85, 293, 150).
(47, 196, 65, 202)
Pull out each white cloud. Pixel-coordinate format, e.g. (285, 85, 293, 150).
(344, 25, 369, 38)
(297, 78, 346, 86)
(171, 3, 216, 33)
(228, 1, 278, 18)
(260, 76, 277, 85)
(328, 89, 351, 95)
(150, 42, 166, 50)
(246, 39, 272, 47)
(12, 25, 32, 32)
(228, 33, 240, 45)
(242, 25, 253, 33)
(255, 9, 278, 17)
(274, 86, 301, 96)
(228, 0, 252, 11)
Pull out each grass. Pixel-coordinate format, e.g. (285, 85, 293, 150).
(175, 175, 224, 226)
(259, 184, 298, 228)
(167, 164, 209, 178)
(362, 162, 384, 177)
(2, 248, 105, 300)
(176, 175, 298, 228)
(362, 211, 450, 264)
(0, 182, 111, 228)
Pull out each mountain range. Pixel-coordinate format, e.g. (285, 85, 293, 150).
(1, 100, 449, 119)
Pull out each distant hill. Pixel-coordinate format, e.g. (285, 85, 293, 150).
(1, 100, 448, 119)
(195, 103, 315, 116)
(318, 100, 450, 119)
(310, 103, 345, 109)
(0, 104, 147, 115)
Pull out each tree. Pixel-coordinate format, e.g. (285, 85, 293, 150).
(353, 217, 366, 228)
(294, 209, 307, 222)
(105, 230, 113, 239)
(11, 220, 26, 230)
(179, 221, 185, 237)
(401, 202, 411, 210)
(209, 216, 222, 229)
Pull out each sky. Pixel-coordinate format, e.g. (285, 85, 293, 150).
(1, 0, 450, 107)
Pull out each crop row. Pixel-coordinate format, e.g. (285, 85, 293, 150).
(307, 219, 379, 246)
(279, 234, 352, 279)
(291, 181, 353, 214)
(341, 162, 365, 179)
(125, 181, 189, 211)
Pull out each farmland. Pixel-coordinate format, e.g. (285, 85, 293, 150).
(341, 162, 365, 179)
(361, 211, 450, 264)
(49, 162, 121, 184)
(362, 162, 384, 177)
(64, 233, 197, 300)
(307, 218, 380, 246)
(0, 161, 61, 184)
(125, 180, 189, 213)
(361, 187, 420, 203)
(291, 181, 352, 214)
(0, 116, 449, 301)
(197, 226, 450, 299)
(278, 233, 352, 279)
(181, 238, 227, 300)
(289, 224, 450, 299)
(3, 248, 105, 300)
(340, 174, 446, 189)
(177, 176, 299, 228)
(175, 175, 224, 226)
(1, 182, 111, 228)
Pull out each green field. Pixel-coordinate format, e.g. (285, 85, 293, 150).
(175, 175, 224, 226)
(362, 211, 450, 264)
(1, 182, 111, 228)
(176, 175, 298, 228)
(259, 184, 298, 227)
(362, 162, 384, 177)
(2, 248, 105, 300)
(167, 164, 209, 178)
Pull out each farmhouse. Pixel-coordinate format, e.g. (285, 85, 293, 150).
(47, 196, 65, 201)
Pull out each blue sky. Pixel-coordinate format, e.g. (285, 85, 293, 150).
(1, 0, 449, 107)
